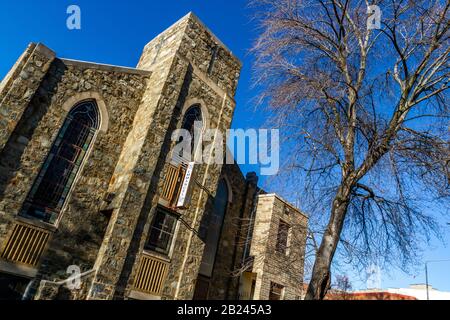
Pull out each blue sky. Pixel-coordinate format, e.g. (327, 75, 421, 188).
(1, 0, 449, 292)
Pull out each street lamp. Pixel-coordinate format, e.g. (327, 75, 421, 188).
(425, 259, 450, 300)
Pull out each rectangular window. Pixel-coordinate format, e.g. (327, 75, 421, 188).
(276, 220, 290, 254)
(145, 207, 178, 256)
(269, 282, 284, 301)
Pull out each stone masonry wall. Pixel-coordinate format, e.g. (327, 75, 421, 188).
(0, 46, 150, 298)
(118, 13, 242, 300)
(0, 12, 242, 301)
(122, 66, 238, 300)
(250, 195, 308, 300)
(88, 51, 190, 299)
(206, 165, 259, 300)
(0, 43, 55, 151)
(139, 12, 241, 97)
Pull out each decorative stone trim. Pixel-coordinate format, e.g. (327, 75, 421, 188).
(177, 54, 237, 103)
(220, 175, 233, 203)
(180, 97, 210, 132)
(61, 91, 109, 133)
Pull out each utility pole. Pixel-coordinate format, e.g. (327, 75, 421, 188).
(425, 262, 429, 300)
(425, 259, 450, 300)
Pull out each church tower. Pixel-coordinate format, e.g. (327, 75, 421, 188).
(88, 12, 242, 300)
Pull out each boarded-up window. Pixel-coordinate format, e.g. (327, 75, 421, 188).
(276, 220, 290, 254)
(269, 282, 284, 300)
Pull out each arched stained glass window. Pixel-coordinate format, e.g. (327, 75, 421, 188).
(198, 178, 229, 277)
(181, 105, 202, 134)
(21, 101, 99, 224)
(178, 105, 202, 159)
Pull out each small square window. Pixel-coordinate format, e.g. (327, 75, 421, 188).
(284, 205, 291, 216)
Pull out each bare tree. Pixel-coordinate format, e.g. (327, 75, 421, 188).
(251, 0, 449, 299)
(332, 275, 353, 300)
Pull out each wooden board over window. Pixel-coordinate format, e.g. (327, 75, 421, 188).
(269, 282, 284, 301)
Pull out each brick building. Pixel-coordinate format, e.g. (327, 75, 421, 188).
(325, 290, 417, 300)
(0, 13, 308, 300)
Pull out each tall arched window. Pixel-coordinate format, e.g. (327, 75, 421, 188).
(181, 105, 203, 134)
(178, 105, 202, 160)
(21, 101, 99, 224)
(198, 178, 230, 277)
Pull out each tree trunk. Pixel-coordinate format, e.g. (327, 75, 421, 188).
(305, 180, 353, 300)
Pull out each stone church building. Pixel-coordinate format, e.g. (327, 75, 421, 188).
(0, 13, 308, 300)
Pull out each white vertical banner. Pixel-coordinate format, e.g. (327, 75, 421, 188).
(176, 162, 196, 208)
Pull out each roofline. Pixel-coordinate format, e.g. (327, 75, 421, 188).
(185, 12, 242, 66)
(145, 11, 242, 67)
(60, 58, 152, 76)
(258, 193, 309, 219)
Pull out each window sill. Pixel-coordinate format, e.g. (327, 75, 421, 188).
(157, 197, 171, 208)
(157, 196, 186, 214)
(0, 259, 38, 278)
(142, 250, 171, 264)
(15, 215, 58, 233)
(274, 250, 291, 258)
(128, 289, 162, 301)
